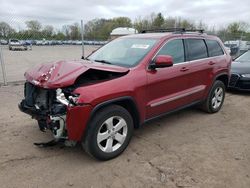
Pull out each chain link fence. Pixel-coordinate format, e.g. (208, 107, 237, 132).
(1, 18, 250, 85)
(0, 19, 107, 85)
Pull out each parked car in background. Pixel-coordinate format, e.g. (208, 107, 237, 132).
(229, 50, 250, 90)
(23, 40, 33, 50)
(224, 46, 231, 55)
(8, 39, 28, 50)
(19, 28, 231, 160)
(0, 39, 8, 45)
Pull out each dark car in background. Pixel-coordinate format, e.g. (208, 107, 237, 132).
(229, 50, 250, 90)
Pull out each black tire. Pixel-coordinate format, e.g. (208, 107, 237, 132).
(9, 47, 12, 51)
(201, 80, 226, 113)
(82, 105, 134, 161)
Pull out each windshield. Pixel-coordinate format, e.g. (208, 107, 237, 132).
(235, 51, 250, 62)
(87, 38, 158, 67)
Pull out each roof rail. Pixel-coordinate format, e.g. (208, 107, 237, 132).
(140, 28, 204, 34)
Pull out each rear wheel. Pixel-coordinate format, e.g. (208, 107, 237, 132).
(201, 80, 225, 113)
(82, 105, 133, 160)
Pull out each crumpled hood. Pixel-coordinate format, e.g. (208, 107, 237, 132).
(25, 60, 129, 88)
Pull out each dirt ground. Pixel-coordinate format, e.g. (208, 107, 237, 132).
(0, 84, 249, 188)
(0, 45, 98, 83)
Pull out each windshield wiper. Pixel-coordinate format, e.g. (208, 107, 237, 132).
(94, 59, 112, 64)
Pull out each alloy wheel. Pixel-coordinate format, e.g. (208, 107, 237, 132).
(211, 87, 224, 109)
(97, 116, 128, 153)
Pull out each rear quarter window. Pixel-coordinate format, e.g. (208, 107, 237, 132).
(185, 39, 208, 61)
(206, 39, 224, 57)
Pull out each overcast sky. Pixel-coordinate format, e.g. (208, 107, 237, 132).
(1, 0, 250, 30)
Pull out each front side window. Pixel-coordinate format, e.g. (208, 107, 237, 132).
(206, 39, 224, 57)
(157, 39, 185, 64)
(186, 39, 208, 61)
(87, 38, 158, 67)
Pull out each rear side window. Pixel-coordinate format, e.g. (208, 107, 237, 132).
(206, 40, 224, 57)
(185, 39, 208, 61)
(157, 39, 185, 64)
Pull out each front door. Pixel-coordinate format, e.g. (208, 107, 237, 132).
(146, 39, 193, 119)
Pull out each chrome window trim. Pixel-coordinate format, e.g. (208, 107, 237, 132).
(151, 38, 186, 64)
(149, 37, 226, 67)
(178, 54, 227, 65)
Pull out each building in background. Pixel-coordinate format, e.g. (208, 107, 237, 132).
(110, 27, 138, 40)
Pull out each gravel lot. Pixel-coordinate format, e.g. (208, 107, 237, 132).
(0, 45, 99, 83)
(0, 84, 249, 188)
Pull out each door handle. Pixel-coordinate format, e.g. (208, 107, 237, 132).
(209, 61, 215, 65)
(180, 67, 189, 72)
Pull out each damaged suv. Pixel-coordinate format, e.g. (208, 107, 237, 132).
(19, 29, 231, 160)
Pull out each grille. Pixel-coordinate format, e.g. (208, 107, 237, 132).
(229, 74, 240, 87)
(24, 82, 36, 106)
(24, 82, 52, 109)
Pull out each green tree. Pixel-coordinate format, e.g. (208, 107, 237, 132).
(42, 25, 54, 38)
(84, 17, 132, 40)
(227, 22, 248, 33)
(112, 17, 132, 28)
(69, 23, 81, 40)
(152, 13, 164, 28)
(54, 32, 66, 40)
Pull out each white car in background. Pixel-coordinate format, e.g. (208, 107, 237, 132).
(224, 46, 231, 55)
(8, 39, 28, 51)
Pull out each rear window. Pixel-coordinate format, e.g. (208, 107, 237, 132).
(186, 39, 208, 61)
(206, 40, 224, 57)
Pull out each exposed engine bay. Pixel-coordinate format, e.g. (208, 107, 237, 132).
(19, 68, 128, 145)
(19, 82, 68, 139)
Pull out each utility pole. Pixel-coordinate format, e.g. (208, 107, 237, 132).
(81, 20, 85, 59)
(0, 44, 7, 86)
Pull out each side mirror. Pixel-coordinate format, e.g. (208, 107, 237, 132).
(149, 55, 173, 69)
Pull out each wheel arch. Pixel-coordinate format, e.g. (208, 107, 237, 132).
(81, 96, 141, 142)
(88, 96, 140, 129)
(214, 73, 229, 87)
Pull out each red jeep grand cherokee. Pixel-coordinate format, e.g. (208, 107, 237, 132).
(19, 29, 231, 160)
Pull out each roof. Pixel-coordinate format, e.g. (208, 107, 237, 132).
(122, 33, 172, 39)
(120, 32, 220, 41)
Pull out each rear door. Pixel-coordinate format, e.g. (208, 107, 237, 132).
(205, 39, 226, 85)
(183, 38, 211, 101)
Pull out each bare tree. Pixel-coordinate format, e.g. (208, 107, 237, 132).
(0, 22, 15, 38)
(42, 25, 54, 37)
(25, 20, 42, 32)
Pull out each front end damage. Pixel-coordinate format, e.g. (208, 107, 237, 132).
(19, 82, 92, 145)
(18, 60, 129, 146)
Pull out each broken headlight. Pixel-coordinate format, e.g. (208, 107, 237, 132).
(56, 88, 80, 106)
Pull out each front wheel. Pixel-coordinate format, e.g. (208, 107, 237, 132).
(82, 105, 134, 160)
(201, 80, 226, 113)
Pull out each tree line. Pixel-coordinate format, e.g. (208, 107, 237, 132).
(0, 12, 250, 41)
